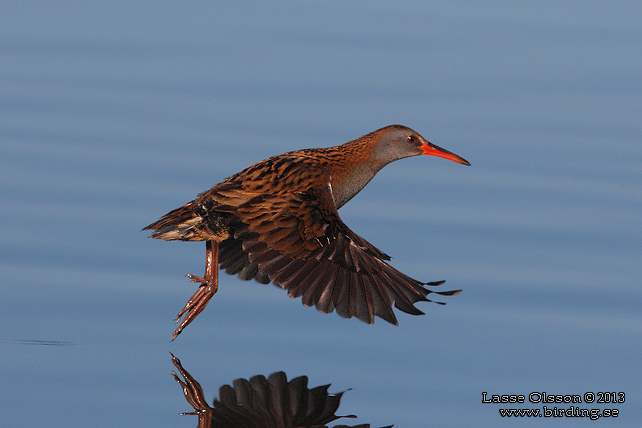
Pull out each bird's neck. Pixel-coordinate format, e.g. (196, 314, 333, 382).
(331, 164, 379, 209)
(323, 140, 384, 209)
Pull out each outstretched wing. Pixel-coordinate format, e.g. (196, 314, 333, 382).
(216, 170, 460, 325)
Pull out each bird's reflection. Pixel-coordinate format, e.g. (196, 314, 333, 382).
(171, 354, 392, 428)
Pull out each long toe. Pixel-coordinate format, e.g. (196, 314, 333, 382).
(174, 284, 208, 322)
(186, 274, 206, 283)
(171, 285, 217, 341)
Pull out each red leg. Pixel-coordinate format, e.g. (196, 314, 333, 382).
(172, 240, 219, 341)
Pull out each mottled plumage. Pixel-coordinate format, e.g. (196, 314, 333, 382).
(144, 125, 470, 340)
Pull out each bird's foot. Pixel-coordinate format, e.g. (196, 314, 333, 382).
(186, 274, 206, 284)
(171, 274, 218, 341)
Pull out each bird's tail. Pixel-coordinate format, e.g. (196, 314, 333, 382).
(143, 200, 205, 241)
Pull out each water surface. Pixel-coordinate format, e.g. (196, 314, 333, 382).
(1, 2, 640, 427)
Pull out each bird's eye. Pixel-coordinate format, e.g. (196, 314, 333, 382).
(407, 135, 416, 143)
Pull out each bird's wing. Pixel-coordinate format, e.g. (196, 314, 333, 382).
(215, 169, 459, 325)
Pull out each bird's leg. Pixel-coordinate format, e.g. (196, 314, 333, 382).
(172, 240, 219, 341)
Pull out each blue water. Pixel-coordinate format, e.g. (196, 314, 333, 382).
(1, 2, 641, 427)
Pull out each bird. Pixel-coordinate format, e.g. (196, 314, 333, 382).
(144, 125, 470, 340)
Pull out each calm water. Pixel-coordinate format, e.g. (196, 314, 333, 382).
(1, 2, 641, 427)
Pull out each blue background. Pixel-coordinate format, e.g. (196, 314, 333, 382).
(1, 2, 640, 427)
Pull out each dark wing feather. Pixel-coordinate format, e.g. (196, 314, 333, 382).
(215, 168, 460, 325)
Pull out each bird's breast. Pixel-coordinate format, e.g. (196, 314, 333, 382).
(330, 163, 379, 209)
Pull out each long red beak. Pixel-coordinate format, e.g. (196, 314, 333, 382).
(420, 142, 470, 166)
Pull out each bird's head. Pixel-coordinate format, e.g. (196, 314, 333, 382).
(372, 125, 470, 167)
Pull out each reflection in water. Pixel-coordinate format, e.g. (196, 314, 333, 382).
(171, 354, 393, 428)
(7, 339, 74, 346)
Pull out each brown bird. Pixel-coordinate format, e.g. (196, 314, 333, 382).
(144, 125, 470, 340)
